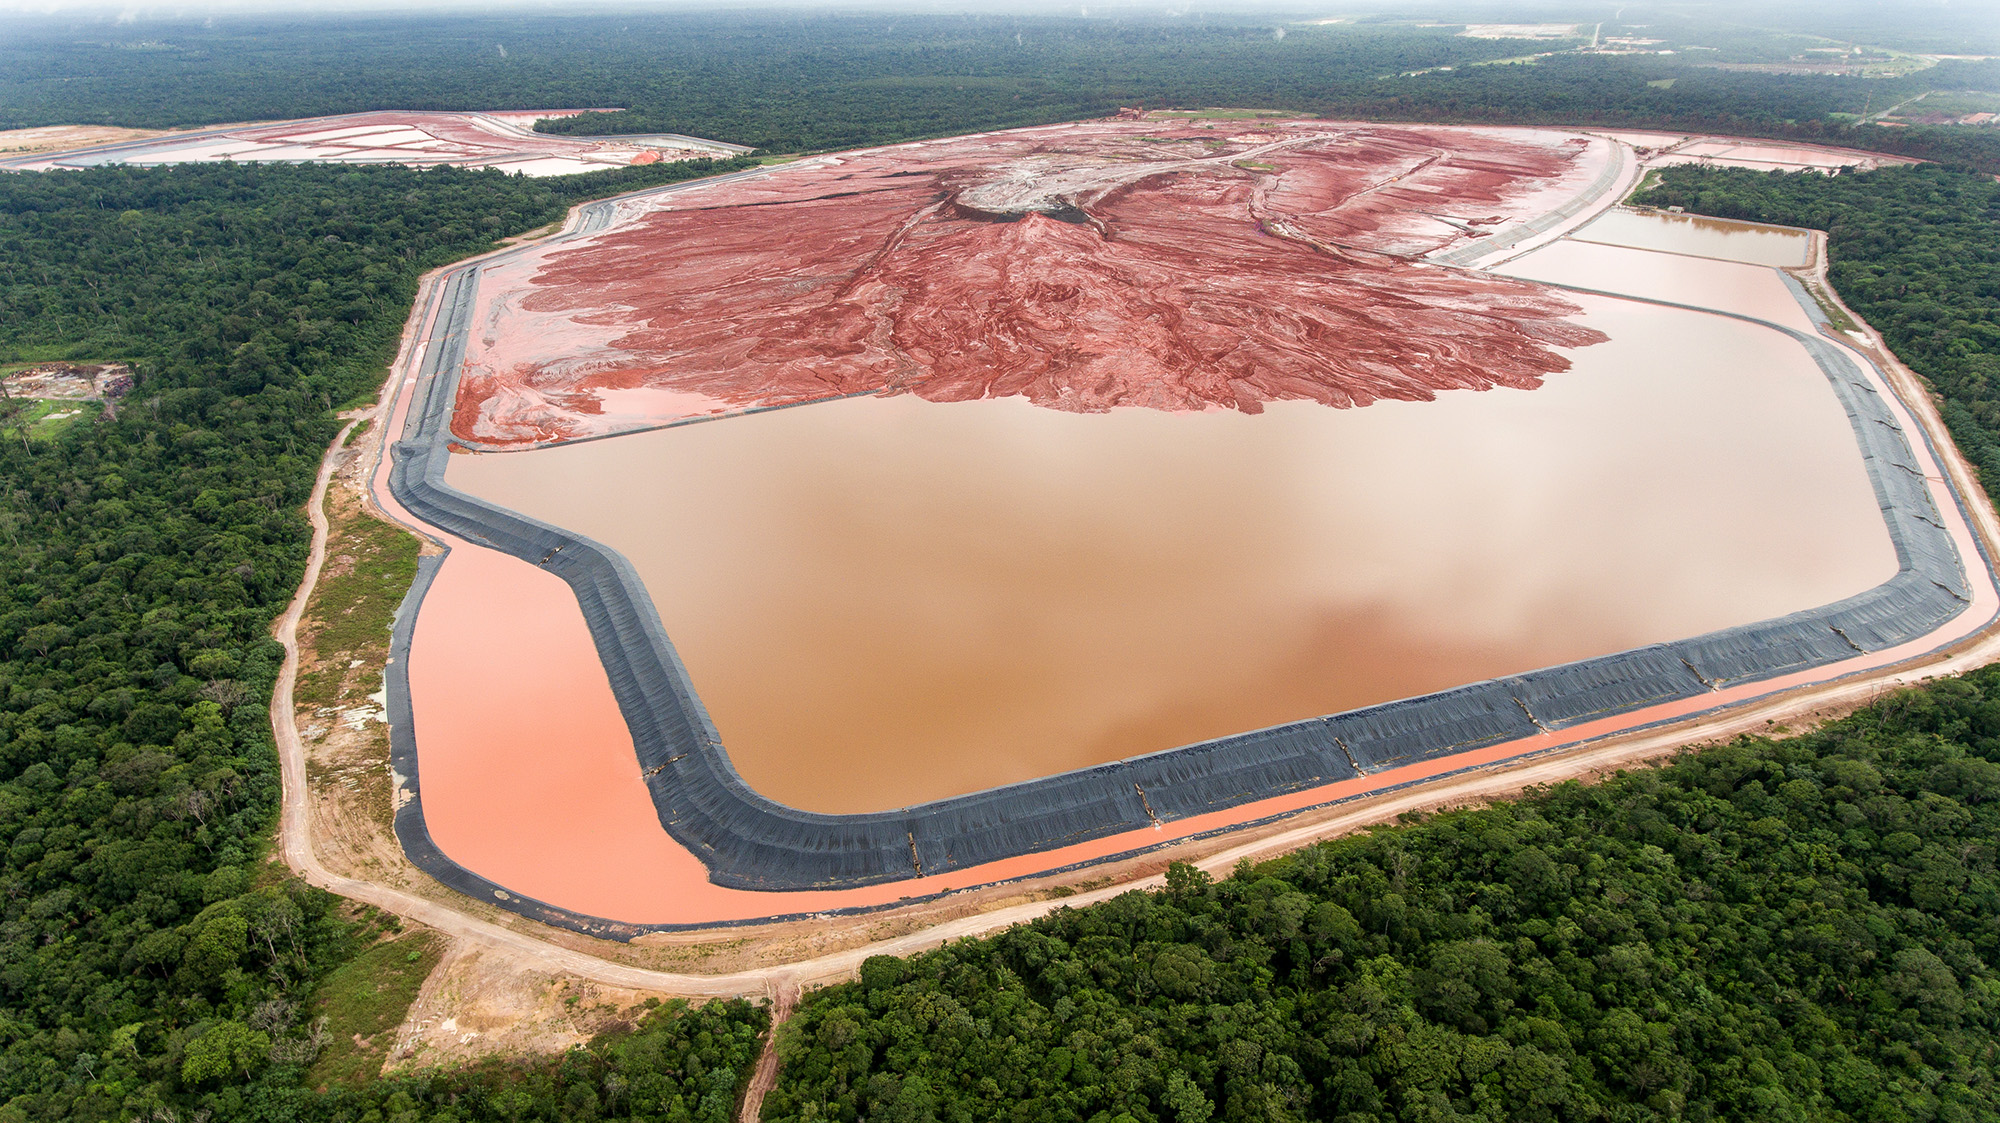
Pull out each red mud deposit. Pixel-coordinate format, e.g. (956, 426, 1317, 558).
(454, 121, 1615, 446)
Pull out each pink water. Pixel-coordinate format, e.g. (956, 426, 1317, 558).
(448, 296, 1894, 813)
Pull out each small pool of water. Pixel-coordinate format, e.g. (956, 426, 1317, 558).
(1569, 208, 1813, 267)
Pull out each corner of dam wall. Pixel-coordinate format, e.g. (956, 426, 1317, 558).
(377, 209, 1987, 931)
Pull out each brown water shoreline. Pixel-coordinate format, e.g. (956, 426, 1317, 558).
(450, 295, 1893, 813)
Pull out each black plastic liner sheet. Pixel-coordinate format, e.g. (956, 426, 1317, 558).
(380, 243, 1980, 901)
(1504, 646, 1708, 729)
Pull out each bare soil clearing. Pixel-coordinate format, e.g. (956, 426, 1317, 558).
(387, 940, 666, 1073)
(1, 361, 133, 401)
(0, 121, 285, 159)
(0, 124, 173, 155)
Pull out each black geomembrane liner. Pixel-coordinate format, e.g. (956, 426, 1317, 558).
(378, 187, 1978, 933)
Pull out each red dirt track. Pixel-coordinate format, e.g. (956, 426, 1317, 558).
(454, 121, 1614, 446)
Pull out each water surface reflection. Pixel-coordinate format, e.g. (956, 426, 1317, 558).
(1570, 208, 1812, 267)
(449, 297, 1893, 813)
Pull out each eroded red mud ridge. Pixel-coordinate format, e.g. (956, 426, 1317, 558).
(455, 121, 1614, 445)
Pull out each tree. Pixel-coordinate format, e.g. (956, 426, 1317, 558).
(181, 1020, 271, 1085)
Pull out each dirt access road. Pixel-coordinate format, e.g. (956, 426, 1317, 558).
(272, 146, 2000, 1010)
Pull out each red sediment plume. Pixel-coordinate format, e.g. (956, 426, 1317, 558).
(452, 121, 1613, 447)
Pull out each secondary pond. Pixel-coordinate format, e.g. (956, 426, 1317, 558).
(1568, 208, 1813, 267)
(1495, 238, 1816, 332)
(448, 296, 1895, 814)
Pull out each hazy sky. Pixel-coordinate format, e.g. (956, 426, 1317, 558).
(0, 0, 1992, 21)
(0, 0, 1357, 18)
(0, 0, 1171, 11)
(7, 0, 1301, 13)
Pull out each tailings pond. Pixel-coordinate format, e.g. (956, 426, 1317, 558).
(448, 296, 1894, 814)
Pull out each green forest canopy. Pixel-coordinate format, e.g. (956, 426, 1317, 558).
(0, 156, 755, 1123)
(1, 10, 1997, 168)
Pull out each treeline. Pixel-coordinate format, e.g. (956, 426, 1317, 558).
(2, 12, 1997, 169)
(1631, 163, 2000, 500)
(0, 14, 1539, 140)
(523, 17, 1553, 153)
(0, 155, 751, 1122)
(1310, 57, 2000, 172)
(762, 668, 2000, 1122)
(544, 53, 2000, 168)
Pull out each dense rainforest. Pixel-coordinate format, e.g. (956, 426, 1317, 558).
(1631, 163, 2000, 501)
(0, 155, 758, 1121)
(761, 669, 2000, 1123)
(2, 11, 1998, 170)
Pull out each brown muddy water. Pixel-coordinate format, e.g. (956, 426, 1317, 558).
(447, 297, 1895, 814)
(1569, 208, 1812, 267)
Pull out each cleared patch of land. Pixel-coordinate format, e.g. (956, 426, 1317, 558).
(0, 397, 99, 444)
(1144, 107, 1307, 120)
(386, 941, 667, 1073)
(307, 927, 446, 1087)
(1459, 23, 1583, 39)
(0, 124, 174, 155)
